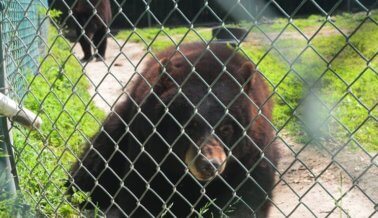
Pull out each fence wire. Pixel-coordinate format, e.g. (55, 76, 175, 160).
(1, 0, 48, 99)
(0, 0, 376, 217)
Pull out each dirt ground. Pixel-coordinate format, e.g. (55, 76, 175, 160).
(72, 38, 377, 217)
(270, 135, 377, 217)
(73, 37, 146, 113)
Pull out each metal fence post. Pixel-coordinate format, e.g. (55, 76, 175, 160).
(0, 0, 18, 205)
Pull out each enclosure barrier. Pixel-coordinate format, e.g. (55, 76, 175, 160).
(0, 0, 47, 215)
(0, 0, 376, 217)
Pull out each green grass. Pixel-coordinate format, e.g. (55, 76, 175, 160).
(115, 26, 212, 51)
(241, 13, 377, 151)
(11, 27, 105, 216)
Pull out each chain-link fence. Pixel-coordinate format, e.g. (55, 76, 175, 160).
(0, 0, 48, 215)
(0, 0, 377, 217)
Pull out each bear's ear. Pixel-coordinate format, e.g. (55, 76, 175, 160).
(158, 58, 178, 88)
(159, 58, 171, 72)
(238, 62, 257, 89)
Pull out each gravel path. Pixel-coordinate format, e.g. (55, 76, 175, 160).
(73, 37, 145, 113)
(270, 136, 376, 217)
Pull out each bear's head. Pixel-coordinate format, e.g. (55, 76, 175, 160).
(141, 46, 271, 182)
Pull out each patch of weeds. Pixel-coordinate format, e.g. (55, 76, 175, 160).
(12, 25, 105, 216)
(198, 199, 216, 217)
(0, 189, 33, 217)
(240, 10, 377, 151)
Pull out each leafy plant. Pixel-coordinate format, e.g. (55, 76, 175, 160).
(12, 25, 105, 216)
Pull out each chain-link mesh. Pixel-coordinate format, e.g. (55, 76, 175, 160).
(1, 0, 48, 99)
(0, 0, 376, 217)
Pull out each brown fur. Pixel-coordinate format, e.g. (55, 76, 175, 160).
(72, 0, 112, 61)
(68, 42, 277, 217)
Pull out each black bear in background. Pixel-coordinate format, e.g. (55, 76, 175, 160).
(67, 42, 278, 217)
(72, 0, 112, 62)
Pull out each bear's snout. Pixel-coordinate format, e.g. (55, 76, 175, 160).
(185, 137, 227, 181)
(197, 158, 222, 178)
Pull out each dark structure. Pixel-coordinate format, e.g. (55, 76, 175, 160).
(49, 0, 377, 29)
(71, 0, 112, 61)
(68, 43, 277, 217)
(110, 0, 378, 27)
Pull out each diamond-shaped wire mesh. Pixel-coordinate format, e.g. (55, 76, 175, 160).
(0, 0, 376, 217)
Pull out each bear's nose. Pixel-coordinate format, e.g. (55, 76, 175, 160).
(209, 159, 221, 170)
(199, 159, 221, 177)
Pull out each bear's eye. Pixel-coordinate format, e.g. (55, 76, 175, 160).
(218, 124, 233, 136)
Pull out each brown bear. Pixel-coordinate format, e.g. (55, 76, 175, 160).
(72, 0, 112, 61)
(67, 42, 277, 217)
